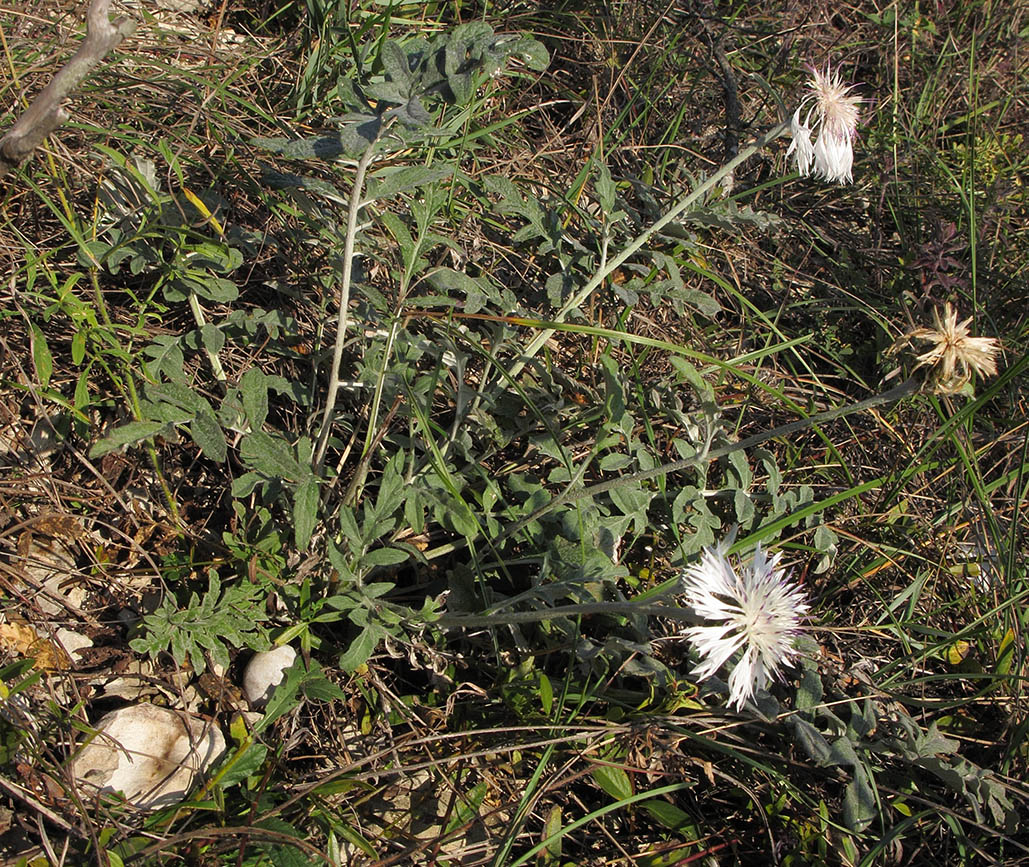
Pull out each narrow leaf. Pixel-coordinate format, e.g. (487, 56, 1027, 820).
(361, 547, 409, 568)
(89, 420, 168, 458)
(30, 323, 53, 388)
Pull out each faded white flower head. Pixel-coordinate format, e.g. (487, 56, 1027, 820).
(904, 302, 1001, 394)
(787, 63, 862, 183)
(682, 538, 809, 710)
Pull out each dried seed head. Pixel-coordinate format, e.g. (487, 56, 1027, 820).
(901, 303, 1001, 394)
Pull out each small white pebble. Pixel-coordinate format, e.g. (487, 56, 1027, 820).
(242, 646, 297, 708)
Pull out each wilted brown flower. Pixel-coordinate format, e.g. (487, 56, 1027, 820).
(904, 303, 1000, 394)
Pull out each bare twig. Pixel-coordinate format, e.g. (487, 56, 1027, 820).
(0, 0, 136, 178)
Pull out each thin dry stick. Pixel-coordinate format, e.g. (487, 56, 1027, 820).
(0, 0, 136, 178)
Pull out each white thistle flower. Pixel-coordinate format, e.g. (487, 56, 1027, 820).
(682, 539, 809, 710)
(787, 63, 862, 183)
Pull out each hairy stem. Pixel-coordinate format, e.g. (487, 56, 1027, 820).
(313, 135, 381, 473)
(433, 601, 699, 631)
(504, 120, 790, 383)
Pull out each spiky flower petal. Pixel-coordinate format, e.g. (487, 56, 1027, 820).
(787, 109, 814, 176)
(788, 63, 862, 183)
(682, 540, 809, 710)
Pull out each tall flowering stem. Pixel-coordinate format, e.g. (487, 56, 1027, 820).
(313, 129, 384, 474)
(505, 120, 791, 384)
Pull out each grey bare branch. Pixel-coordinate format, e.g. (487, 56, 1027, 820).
(0, 0, 136, 178)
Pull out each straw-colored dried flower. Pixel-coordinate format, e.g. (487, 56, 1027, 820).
(905, 303, 1000, 394)
(681, 539, 809, 710)
(787, 63, 862, 184)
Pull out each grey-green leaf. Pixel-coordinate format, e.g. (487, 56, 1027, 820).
(362, 547, 409, 568)
(240, 431, 304, 481)
(200, 322, 225, 355)
(791, 718, 833, 766)
(190, 407, 227, 462)
(594, 162, 615, 214)
(240, 366, 269, 429)
(293, 476, 320, 552)
(380, 40, 413, 88)
(181, 274, 239, 303)
(262, 168, 346, 203)
(366, 165, 453, 202)
(89, 420, 168, 458)
(510, 35, 550, 71)
(253, 117, 380, 160)
(842, 772, 877, 832)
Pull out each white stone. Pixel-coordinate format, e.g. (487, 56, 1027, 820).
(21, 536, 83, 616)
(55, 628, 93, 658)
(242, 646, 296, 708)
(99, 659, 154, 702)
(71, 704, 225, 810)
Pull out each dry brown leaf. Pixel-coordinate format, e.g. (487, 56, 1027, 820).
(0, 622, 70, 671)
(33, 512, 84, 541)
